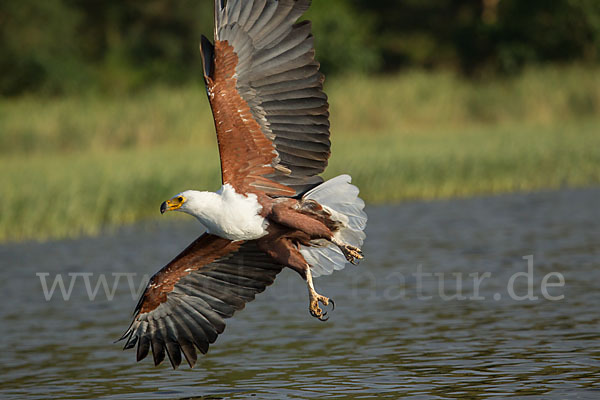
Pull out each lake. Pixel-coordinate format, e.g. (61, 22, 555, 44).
(1, 188, 599, 399)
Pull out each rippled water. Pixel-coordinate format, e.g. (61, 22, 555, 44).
(1, 188, 600, 399)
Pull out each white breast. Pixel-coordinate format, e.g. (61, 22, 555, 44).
(200, 184, 268, 241)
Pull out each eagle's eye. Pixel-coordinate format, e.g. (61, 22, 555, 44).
(177, 196, 184, 202)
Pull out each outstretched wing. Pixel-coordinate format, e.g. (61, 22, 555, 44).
(119, 234, 283, 369)
(201, 0, 330, 197)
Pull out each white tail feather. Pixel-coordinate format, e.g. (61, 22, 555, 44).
(299, 175, 367, 277)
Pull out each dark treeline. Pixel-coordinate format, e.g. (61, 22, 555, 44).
(1, 0, 599, 96)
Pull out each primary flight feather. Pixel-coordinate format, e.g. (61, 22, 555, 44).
(119, 0, 367, 369)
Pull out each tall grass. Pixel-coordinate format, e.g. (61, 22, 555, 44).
(2, 64, 599, 154)
(328, 64, 600, 133)
(1, 65, 599, 242)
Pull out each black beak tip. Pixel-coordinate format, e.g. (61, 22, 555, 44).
(160, 202, 167, 214)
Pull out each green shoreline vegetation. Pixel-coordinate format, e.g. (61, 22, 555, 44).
(2, 65, 600, 242)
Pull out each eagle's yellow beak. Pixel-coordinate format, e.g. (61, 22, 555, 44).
(160, 195, 186, 214)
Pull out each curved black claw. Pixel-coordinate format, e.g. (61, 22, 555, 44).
(310, 309, 329, 321)
(320, 298, 335, 321)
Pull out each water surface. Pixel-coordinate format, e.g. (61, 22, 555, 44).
(1, 188, 599, 399)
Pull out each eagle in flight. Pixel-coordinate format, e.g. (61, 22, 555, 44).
(119, 0, 367, 369)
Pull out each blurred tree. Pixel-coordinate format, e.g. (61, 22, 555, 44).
(357, 0, 600, 76)
(71, 0, 213, 92)
(491, 0, 600, 73)
(305, 0, 381, 75)
(0, 0, 87, 95)
(1, 0, 599, 96)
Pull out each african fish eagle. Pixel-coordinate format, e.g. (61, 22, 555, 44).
(119, 0, 367, 369)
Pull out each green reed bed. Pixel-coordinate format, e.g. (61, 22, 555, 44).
(1, 65, 599, 241)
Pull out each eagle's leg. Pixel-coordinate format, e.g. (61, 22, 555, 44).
(257, 230, 333, 321)
(305, 267, 333, 321)
(331, 238, 364, 265)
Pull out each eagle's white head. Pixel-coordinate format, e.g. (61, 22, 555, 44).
(159, 185, 268, 241)
(160, 190, 213, 218)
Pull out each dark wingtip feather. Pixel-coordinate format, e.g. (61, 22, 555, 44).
(137, 336, 151, 362)
(151, 338, 166, 366)
(200, 35, 215, 80)
(123, 334, 137, 350)
(116, 321, 135, 343)
(165, 342, 182, 370)
(180, 341, 198, 368)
